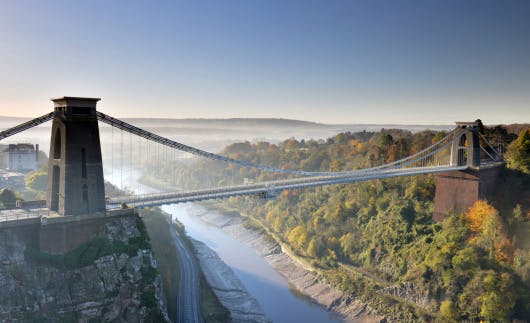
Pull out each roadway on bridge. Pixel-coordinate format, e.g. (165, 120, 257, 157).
(108, 165, 472, 208)
(168, 218, 204, 323)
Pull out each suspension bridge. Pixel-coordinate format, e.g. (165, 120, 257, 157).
(0, 97, 504, 216)
(0, 97, 507, 323)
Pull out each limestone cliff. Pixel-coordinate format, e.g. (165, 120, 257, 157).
(0, 214, 170, 322)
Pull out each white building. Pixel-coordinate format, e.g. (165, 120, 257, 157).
(0, 144, 39, 172)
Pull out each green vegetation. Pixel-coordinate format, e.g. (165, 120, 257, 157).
(200, 275, 231, 323)
(26, 237, 116, 269)
(141, 207, 181, 322)
(25, 171, 48, 193)
(506, 128, 530, 174)
(25, 219, 151, 269)
(0, 188, 21, 209)
(145, 126, 530, 321)
(0, 188, 19, 209)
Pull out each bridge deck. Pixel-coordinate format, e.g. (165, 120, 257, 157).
(108, 165, 477, 208)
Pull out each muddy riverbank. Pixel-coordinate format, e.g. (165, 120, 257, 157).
(187, 206, 385, 323)
(191, 238, 270, 323)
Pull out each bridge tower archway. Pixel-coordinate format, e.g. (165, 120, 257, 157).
(53, 128, 61, 159)
(46, 97, 106, 215)
(50, 165, 60, 211)
(456, 133, 467, 166)
(450, 122, 481, 168)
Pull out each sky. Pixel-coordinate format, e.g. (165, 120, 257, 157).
(0, 0, 529, 124)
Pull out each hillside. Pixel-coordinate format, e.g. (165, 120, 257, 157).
(0, 115, 453, 134)
(143, 126, 530, 321)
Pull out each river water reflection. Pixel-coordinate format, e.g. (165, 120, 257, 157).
(107, 170, 339, 323)
(163, 203, 340, 323)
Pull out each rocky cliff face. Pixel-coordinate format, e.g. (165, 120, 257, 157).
(378, 282, 436, 311)
(0, 215, 170, 322)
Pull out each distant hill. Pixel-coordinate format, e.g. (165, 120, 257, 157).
(0, 115, 526, 130)
(2, 115, 526, 136)
(121, 117, 327, 128)
(500, 123, 530, 135)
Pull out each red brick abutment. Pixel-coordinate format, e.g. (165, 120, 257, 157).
(433, 164, 504, 221)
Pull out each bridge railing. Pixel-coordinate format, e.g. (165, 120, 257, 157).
(356, 128, 463, 173)
(0, 208, 49, 222)
(108, 164, 470, 207)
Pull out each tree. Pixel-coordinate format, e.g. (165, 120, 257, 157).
(330, 160, 342, 172)
(465, 200, 498, 234)
(326, 248, 337, 262)
(506, 129, 530, 174)
(479, 209, 503, 260)
(25, 171, 48, 192)
(0, 188, 19, 209)
(272, 217, 283, 233)
(332, 203, 347, 221)
(335, 133, 347, 145)
(377, 131, 394, 160)
(287, 225, 308, 251)
(440, 300, 458, 322)
(378, 131, 394, 147)
(466, 200, 512, 262)
(398, 200, 415, 227)
(307, 238, 320, 257)
(339, 232, 357, 257)
(513, 204, 524, 222)
(386, 144, 399, 163)
(480, 291, 514, 321)
(452, 247, 479, 271)
(509, 204, 525, 234)
(313, 215, 322, 230)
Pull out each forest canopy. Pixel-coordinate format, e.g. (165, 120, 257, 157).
(140, 125, 529, 321)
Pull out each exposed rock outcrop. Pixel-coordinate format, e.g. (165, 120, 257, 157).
(0, 215, 169, 322)
(378, 282, 436, 311)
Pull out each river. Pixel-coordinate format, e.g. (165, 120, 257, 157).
(106, 169, 339, 323)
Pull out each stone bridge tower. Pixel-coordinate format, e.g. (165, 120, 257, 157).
(449, 122, 482, 167)
(46, 97, 106, 215)
(433, 121, 503, 221)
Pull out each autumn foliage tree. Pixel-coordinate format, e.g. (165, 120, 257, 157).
(465, 200, 512, 263)
(287, 225, 308, 251)
(465, 200, 497, 233)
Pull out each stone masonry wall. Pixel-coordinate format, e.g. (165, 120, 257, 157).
(433, 166, 503, 221)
